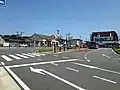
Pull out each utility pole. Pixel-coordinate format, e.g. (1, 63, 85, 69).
(16, 31, 20, 47)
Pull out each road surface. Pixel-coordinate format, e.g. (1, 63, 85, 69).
(0, 48, 120, 90)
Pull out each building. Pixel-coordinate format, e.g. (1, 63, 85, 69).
(72, 39, 83, 47)
(90, 31, 118, 48)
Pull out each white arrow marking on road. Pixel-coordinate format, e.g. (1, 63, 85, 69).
(102, 54, 111, 58)
(30, 67, 46, 75)
(72, 62, 120, 75)
(93, 76, 116, 84)
(29, 67, 85, 90)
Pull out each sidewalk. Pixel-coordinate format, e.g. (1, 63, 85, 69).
(0, 67, 21, 90)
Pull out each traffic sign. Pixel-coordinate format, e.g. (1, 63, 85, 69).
(0, 0, 6, 6)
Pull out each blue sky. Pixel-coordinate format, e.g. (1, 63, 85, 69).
(0, 0, 120, 40)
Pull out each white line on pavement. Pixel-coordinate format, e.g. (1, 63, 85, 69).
(7, 59, 78, 68)
(37, 59, 43, 61)
(22, 53, 35, 57)
(72, 62, 120, 75)
(51, 62, 59, 66)
(16, 54, 29, 58)
(28, 53, 41, 56)
(53, 55, 58, 57)
(87, 59, 91, 62)
(66, 67, 79, 72)
(93, 76, 116, 84)
(5, 67, 31, 90)
(84, 48, 101, 60)
(1, 55, 12, 61)
(31, 68, 85, 90)
(77, 59, 84, 62)
(102, 54, 111, 58)
(9, 55, 22, 60)
(63, 56, 69, 59)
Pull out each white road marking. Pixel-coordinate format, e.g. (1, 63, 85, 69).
(37, 59, 43, 61)
(87, 59, 91, 62)
(84, 48, 101, 60)
(29, 53, 41, 56)
(30, 67, 85, 90)
(63, 56, 69, 59)
(8, 59, 78, 68)
(72, 62, 120, 75)
(22, 53, 35, 57)
(77, 59, 84, 62)
(16, 54, 29, 58)
(51, 62, 59, 66)
(1, 55, 12, 61)
(93, 76, 116, 84)
(53, 55, 58, 57)
(40, 54, 46, 56)
(9, 55, 22, 60)
(30, 67, 46, 75)
(1, 62, 5, 65)
(5, 67, 31, 90)
(102, 54, 111, 58)
(66, 67, 79, 72)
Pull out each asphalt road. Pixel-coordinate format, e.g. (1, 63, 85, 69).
(0, 48, 120, 90)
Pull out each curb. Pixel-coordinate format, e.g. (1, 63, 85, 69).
(112, 48, 120, 55)
(0, 67, 21, 90)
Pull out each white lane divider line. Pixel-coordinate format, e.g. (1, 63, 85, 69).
(93, 76, 116, 84)
(16, 54, 29, 58)
(72, 62, 120, 75)
(1, 55, 12, 61)
(22, 53, 35, 57)
(66, 67, 79, 72)
(51, 62, 59, 66)
(9, 55, 22, 60)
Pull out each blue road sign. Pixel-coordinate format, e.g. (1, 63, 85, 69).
(0, 0, 6, 5)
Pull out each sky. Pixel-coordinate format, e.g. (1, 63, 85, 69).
(0, 0, 120, 40)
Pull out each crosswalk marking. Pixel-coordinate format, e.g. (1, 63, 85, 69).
(16, 54, 29, 58)
(28, 53, 41, 56)
(22, 53, 35, 57)
(9, 55, 22, 60)
(1, 55, 12, 61)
